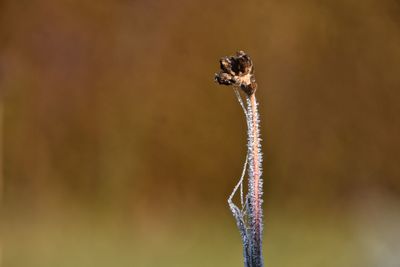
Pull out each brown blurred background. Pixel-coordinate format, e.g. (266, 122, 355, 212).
(2, 0, 400, 266)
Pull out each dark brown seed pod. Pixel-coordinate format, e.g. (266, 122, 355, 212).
(214, 51, 257, 96)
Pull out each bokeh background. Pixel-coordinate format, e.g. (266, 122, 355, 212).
(2, 0, 400, 266)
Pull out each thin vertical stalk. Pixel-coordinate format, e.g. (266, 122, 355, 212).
(246, 93, 263, 267)
(215, 51, 264, 267)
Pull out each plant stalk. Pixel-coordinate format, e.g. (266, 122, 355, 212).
(246, 93, 263, 267)
(215, 51, 264, 267)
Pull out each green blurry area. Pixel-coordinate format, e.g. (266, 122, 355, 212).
(2, 0, 400, 266)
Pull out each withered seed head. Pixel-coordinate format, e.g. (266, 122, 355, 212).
(215, 50, 257, 96)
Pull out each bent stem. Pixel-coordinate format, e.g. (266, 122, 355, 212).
(228, 91, 264, 267)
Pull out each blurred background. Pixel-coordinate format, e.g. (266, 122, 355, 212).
(2, 0, 400, 266)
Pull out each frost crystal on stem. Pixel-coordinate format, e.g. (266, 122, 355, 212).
(215, 51, 264, 267)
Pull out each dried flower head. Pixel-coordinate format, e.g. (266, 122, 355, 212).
(215, 51, 257, 95)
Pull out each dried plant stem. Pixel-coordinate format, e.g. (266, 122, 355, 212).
(247, 93, 263, 267)
(215, 51, 264, 267)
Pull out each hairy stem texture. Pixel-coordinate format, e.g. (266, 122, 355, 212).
(215, 51, 264, 267)
(246, 93, 264, 267)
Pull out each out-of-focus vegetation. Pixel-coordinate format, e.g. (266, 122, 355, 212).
(2, 0, 400, 266)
